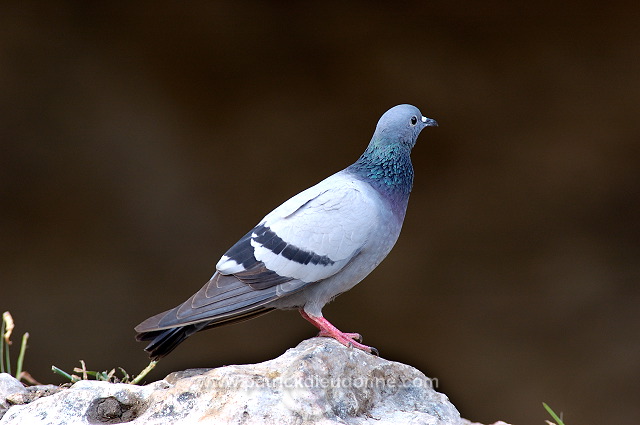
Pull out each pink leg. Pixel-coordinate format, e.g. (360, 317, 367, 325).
(299, 309, 379, 355)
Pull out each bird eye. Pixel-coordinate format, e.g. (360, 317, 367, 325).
(410, 116, 418, 126)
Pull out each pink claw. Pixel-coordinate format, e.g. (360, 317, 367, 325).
(299, 309, 379, 355)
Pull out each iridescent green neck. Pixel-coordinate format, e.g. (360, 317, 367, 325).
(348, 140, 414, 197)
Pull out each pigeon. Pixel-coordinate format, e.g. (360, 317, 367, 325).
(135, 104, 437, 360)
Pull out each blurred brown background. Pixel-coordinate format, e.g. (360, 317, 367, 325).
(1, 2, 639, 424)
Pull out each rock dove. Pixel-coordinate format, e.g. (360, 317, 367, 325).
(135, 104, 437, 360)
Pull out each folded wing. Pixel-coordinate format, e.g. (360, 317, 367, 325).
(135, 172, 379, 358)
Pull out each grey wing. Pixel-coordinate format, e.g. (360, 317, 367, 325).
(134, 233, 310, 360)
(135, 173, 378, 359)
(135, 229, 309, 334)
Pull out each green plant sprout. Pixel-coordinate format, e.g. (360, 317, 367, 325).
(2, 310, 156, 386)
(52, 360, 157, 385)
(1, 311, 32, 383)
(543, 402, 566, 425)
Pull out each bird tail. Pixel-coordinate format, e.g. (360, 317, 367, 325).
(135, 307, 275, 360)
(136, 324, 206, 361)
(134, 270, 297, 360)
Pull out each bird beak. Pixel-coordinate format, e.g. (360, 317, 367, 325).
(421, 116, 438, 127)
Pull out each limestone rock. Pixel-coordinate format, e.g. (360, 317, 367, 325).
(4, 384, 63, 406)
(0, 374, 26, 419)
(1, 338, 467, 424)
(0, 374, 25, 398)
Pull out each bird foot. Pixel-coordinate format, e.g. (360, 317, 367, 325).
(299, 309, 379, 355)
(317, 329, 378, 355)
(318, 330, 362, 343)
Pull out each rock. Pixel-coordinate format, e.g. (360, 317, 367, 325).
(0, 374, 26, 397)
(6, 384, 66, 405)
(1, 372, 67, 413)
(461, 422, 511, 425)
(0, 338, 492, 425)
(0, 374, 26, 401)
(0, 374, 26, 419)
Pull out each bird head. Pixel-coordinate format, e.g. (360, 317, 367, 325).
(373, 104, 438, 150)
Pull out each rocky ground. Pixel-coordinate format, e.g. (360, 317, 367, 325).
(0, 338, 511, 425)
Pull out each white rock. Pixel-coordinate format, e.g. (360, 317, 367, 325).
(0, 338, 466, 425)
(0, 374, 26, 419)
(0, 374, 25, 399)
